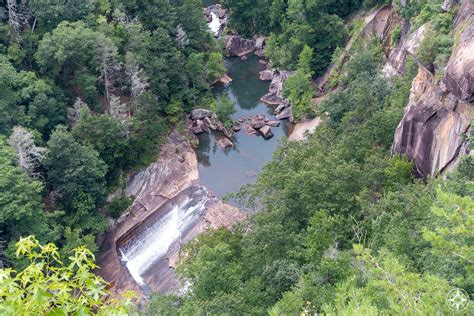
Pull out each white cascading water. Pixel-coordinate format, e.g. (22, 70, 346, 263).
(208, 12, 221, 36)
(119, 191, 208, 287)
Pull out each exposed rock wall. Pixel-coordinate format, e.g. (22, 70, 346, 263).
(393, 68, 471, 178)
(96, 132, 245, 298)
(393, 2, 473, 178)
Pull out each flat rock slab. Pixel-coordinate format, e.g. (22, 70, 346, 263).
(288, 117, 321, 141)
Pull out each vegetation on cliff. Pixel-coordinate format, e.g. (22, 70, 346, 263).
(0, 0, 472, 314)
(0, 0, 226, 269)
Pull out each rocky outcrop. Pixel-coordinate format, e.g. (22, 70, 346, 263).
(260, 70, 293, 105)
(97, 132, 245, 297)
(443, 2, 474, 102)
(223, 35, 267, 57)
(316, 5, 393, 91)
(224, 35, 256, 57)
(393, 1, 473, 178)
(383, 23, 428, 77)
(393, 67, 471, 178)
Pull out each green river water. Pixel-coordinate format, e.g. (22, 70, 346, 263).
(196, 55, 292, 198)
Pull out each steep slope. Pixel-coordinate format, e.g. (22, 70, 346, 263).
(393, 1, 473, 178)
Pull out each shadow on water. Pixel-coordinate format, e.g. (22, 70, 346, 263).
(196, 55, 292, 199)
(202, 0, 220, 7)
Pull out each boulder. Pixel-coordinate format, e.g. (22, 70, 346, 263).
(259, 59, 269, 66)
(251, 120, 266, 129)
(241, 55, 248, 61)
(204, 116, 216, 130)
(189, 133, 199, 147)
(189, 125, 203, 134)
(223, 128, 234, 138)
(191, 109, 213, 120)
(256, 114, 265, 120)
(259, 125, 273, 139)
(260, 71, 293, 105)
(214, 73, 233, 85)
(216, 121, 225, 132)
(197, 120, 211, 134)
(255, 36, 266, 50)
(259, 69, 273, 81)
(276, 107, 292, 120)
(223, 35, 256, 57)
(254, 49, 265, 57)
(245, 170, 257, 177)
(266, 120, 280, 127)
(245, 124, 258, 135)
(217, 137, 233, 149)
(232, 124, 241, 132)
(274, 103, 287, 114)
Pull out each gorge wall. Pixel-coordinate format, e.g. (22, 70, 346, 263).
(392, 1, 473, 178)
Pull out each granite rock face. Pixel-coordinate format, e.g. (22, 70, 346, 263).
(443, 2, 474, 102)
(393, 68, 471, 179)
(392, 2, 473, 179)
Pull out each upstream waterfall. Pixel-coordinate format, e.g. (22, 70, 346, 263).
(208, 12, 221, 36)
(119, 188, 209, 287)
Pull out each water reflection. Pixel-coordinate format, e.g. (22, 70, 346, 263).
(196, 55, 292, 198)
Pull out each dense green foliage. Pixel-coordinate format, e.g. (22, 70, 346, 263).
(0, 0, 471, 314)
(0, 236, 135, 314)
(225, 0, 387, 76)
(0, 0, 224, 267)
(148, 34, 473, 314)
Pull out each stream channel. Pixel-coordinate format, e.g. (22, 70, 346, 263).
(196, 55, 292, 198)
(116, 4, 293, 294)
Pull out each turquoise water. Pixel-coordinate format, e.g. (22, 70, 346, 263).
(196, 55, 292, 198)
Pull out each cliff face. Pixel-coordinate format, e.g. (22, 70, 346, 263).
(392, 1, 473, 179)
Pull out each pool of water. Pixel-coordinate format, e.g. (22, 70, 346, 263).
(202, 0, 219, 7)
(196, 55, 292, 198)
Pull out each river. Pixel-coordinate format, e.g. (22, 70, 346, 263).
(103, 3, 292, 295)
(196, 55, 292, 198)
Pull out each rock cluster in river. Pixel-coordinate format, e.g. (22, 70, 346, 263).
(187, 108, 283, 146)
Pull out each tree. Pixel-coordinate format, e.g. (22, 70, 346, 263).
(423, 189, 474, 281)
(214, 95, 236, 128)
(207, 51, 226, 83)
(0, 56, 67, 138)
(186, 52, 206, 104)
(125, 53, 149, 102)
(29, 0, 96, 29)
(95, 33, 121, 102)
(283, 71, 313, 120)
(0, 137, 57, 251)
(298, 45, 314, 77)
(7, 126, 47, 179)
(324, 246, 453, 315)
(176, 0, 213, 52)
(0, 236, 136, 314)
(45, 126, 107, 211)
(72, 110, 128, 179)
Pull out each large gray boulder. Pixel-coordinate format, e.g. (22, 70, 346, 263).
(191, 109, 213, 120)
(223, 35, 256, 57)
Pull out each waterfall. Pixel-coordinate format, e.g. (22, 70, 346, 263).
(208, 12, 221, 36)
(119, 190, 209, 287)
